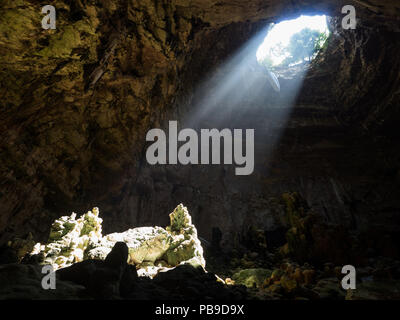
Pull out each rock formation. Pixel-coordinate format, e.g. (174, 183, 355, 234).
(23, 204, 205, 278)
(1, 0, 400, 301)
(1, 0, 399, 250)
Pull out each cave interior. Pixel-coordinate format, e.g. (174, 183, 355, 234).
(0, 0, 400, 300)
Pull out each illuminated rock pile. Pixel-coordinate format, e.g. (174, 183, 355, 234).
(29, 208, 103, 268)
(28, 204, 205, 276)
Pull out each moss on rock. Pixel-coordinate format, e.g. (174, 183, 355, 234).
(232, 268, 272, 288)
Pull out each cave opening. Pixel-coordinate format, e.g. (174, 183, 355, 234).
(256, 15, 330, 69)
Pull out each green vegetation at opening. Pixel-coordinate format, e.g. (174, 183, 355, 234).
(259, 28, 329, 69)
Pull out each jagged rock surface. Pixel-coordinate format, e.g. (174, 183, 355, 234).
(24, 204, 205, 277)
(1, 1, 400, 252)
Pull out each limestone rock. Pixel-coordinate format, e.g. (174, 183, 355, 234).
(163, 204, 206, 268)
(87, 204, 206, 273)
(88, 226, 170, 265)
(27, 204, 205, 278)
(29, 208, 103, 269)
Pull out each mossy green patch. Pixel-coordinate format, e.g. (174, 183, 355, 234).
(232, 268, 272, 288)
(38, 18, 98, 59)
(0, 7, 38, 49)
(38, 25, 81, 58)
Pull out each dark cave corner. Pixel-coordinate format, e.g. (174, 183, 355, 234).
(1, 0, 400, 300)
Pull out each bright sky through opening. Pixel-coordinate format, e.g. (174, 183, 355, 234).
(256, 15, 329, 66)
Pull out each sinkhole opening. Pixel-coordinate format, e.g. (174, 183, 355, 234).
(256, 15, 330, 69)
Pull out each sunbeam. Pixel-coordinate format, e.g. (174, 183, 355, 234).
(180, 17, 325, 174)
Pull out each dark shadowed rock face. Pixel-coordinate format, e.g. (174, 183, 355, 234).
(0, 0, 400, 263)
(57, 241, 129, 298)
(8, 242, 246, 300)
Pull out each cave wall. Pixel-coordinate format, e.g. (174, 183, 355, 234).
(1, 0, 400, 246)
(129, 16, 400, 247)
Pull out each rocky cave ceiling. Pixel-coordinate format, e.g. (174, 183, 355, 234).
(0, 0, 400, 246)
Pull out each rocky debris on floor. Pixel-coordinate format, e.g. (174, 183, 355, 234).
(2, 234, 400, 300)
(202, 190, 400, 301)
(311, 277, 346, 300)
(18, 204, 205, 278)
(230, 261, 320, 299)
(232, 268, 272, 288)
(346, 280, 400, 300)
(0, 241, 247, 300)
(206, 245, 400, 300)
(1, 194, 400, 300)
(134, 264, 248, 300)
(27, 208, 103, 269)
